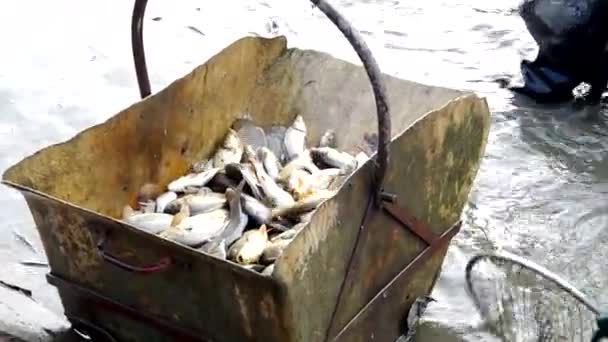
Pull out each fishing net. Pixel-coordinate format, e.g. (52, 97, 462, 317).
(465, 251, 600, 341)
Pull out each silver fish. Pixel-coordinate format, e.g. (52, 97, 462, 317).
(270, 228, 298, 242)
(311, 168, 343, 190)
(271, 189, 336, 218)
(167, 168, 220, 193)
(199, 239, 227, 260)
(259, 147, 282, 180)
(266, 126, 287, 164)
(261, 238, 291, 264)
(217, 184, 249, 248)
(228, 224, 269, 265)
(243, 264, 266, 272)
(234, 119, 268, 152)
(282, 169, 316, 200)
(277, 150, 320, 182)
(138, 200, 156, 214)
(122, 205, 173, 234)
(164, 192, 226, 215)
(241, 193, 272, 225)
(224, 162, 264, 201)
(191, 159, 214, 173)
(213, 129, 244, 168)
(261, 264, 275, 276)
(284, 115, 307, 161)
(248, 146, 295, 208)
(160, 208, 230, 247)
(319, 129, 337, 148)
(355, 151, 369, 168)
(310, 147, 357, 173)
(155, 191, 177, 213)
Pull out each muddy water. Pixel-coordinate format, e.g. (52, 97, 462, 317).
(1, 0, 607, 340)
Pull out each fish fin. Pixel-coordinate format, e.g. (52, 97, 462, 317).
(236, 179, 246, 194)
(259, 224, 268, 236)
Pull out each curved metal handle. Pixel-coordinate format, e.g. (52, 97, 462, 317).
(96, 230, 172, 274)
(131, 0, 391, 203)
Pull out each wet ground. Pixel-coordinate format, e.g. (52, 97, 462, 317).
(1, 0, 607, 341)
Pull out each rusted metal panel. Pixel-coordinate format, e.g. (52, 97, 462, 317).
(19, 189, 290, 342)
(2, 35, 490, 342)
(326, 96, 491, 339)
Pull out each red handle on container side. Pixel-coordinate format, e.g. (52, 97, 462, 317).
(96, 230, 172, 274)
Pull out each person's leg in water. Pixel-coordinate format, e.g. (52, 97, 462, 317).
(577, 2, 608, 118)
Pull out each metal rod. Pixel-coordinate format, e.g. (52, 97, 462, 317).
(132, 0, 151, 99)
(310, 0, 391, 205)
(465, 251, 601, 315)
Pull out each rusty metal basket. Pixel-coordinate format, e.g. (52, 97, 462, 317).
(1, 1, 491, 341)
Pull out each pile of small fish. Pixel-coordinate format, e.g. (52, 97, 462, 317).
(121, 115, 370, 276)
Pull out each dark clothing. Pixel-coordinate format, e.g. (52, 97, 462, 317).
(510, 0, 608, 103)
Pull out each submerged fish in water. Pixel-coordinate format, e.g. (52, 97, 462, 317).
(241, 193, 272, 225)
(199, 239, 227, 260)
(213, 129, 244, 168)
(261, 238, 291, 264)
(271, 189, 336, 218)
(233, 118, 268, 152)
(122, 205, 173, 234)
(160, 205, 230, 247)
(319, 129, 337, 148)
(167, 168, 220, 193)
(310, 147, 357, 173)
(155, 191, 177, 213)
(164, 192, 226, 215)
(248, 146, 295, 208)
(217, 183, 249, 248)
(284, 115, 307, 161)
(259, 147, 282, 180)
(228, 224, 269, 265)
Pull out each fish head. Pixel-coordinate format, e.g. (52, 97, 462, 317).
(243, 144, 257, 161)
(163, 199, 183, 215)
(258, 224, 269, 239)
(137, 183, 163, 203)
(291, 115, 306, 132)
(138, 200, 157, 213)
(224, 129, 242, 149)
(182, 185, 201, 194)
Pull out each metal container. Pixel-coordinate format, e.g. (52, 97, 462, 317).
(1, 2, 491, 341)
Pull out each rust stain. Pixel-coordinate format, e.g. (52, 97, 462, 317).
(234, 284, 253, 338)
(46, 206, 100, 282)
